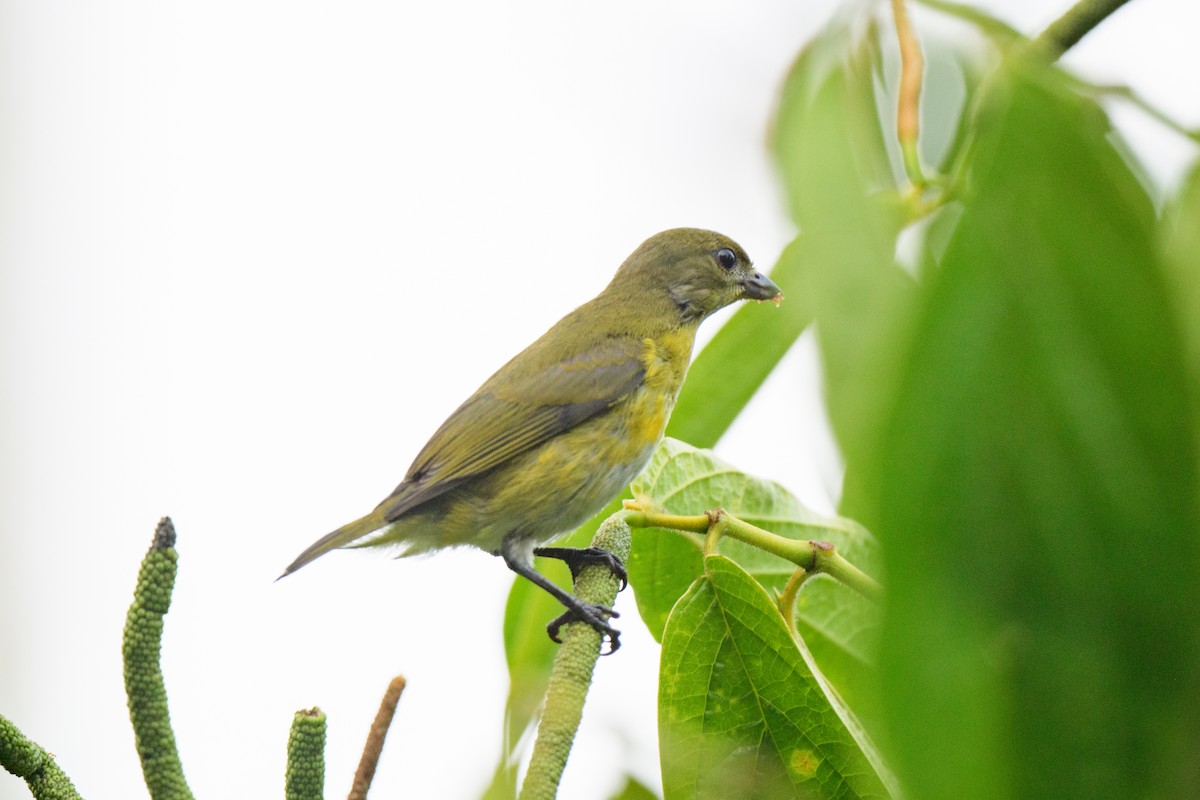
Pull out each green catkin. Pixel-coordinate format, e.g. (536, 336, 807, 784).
(122, 517, 195, 800)
(285, 709, 327, 800)
(519, 515, 633, 800)
(0, 713, 83, 800)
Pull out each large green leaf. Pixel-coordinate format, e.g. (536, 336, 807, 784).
(772, 13, 909, 471)
(630, 439, 881, 726)
(1162, 160, 1200, 426)
(869, 57, 1200, 799)
(659, 555, 889, 800)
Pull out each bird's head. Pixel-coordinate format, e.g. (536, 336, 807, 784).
(611, 228, 782, 323)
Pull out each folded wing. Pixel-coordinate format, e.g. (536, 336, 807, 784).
(377, 335, 646, 522)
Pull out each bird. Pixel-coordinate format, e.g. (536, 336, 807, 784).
(280, 227, 782, 652)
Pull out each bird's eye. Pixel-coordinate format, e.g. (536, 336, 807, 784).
(716, 248, 737, 270)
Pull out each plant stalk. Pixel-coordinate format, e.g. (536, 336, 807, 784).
(625, 508, 882, 602)
(518, 516, 632, 800)
(1034, 0, 1134, 60)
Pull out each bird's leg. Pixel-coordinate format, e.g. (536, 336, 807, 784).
(499, 540, 622, 654)
(533, 546, 628, 590)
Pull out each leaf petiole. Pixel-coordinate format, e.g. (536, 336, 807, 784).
(620, 507, 883, 603)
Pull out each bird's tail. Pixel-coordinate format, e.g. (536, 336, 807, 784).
(277, 509, 388, 580)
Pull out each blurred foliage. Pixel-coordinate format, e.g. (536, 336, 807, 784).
(1163, 162, 1200, 439)
(868, 55, 1200, 800)
(500, 2, 1200, 799)
(608, 777, 660, 800)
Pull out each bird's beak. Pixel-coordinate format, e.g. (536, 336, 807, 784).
(741, 271, 782, 301)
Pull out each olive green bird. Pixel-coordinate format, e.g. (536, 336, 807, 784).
(281, 227, 782, 651)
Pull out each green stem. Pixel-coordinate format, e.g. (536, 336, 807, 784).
(709, 508, 821, 567)
(811, 541, 885, 604)
(122, 517, 195, 800)
(703, 510, 722, 556)
(777, 566, 812, 632)
(627, 510, 709, 534)
(626, 508, 882, 602)
(285, 709, 326, 800)
(1034, 0, 1134, 60)
(0, 713, 82, 800)
(518, 516, 632, 800)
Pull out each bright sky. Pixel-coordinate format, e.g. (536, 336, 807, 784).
(2, 2, 1197, 799)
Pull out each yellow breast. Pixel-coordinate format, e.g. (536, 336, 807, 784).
(626, 329, 694, 447)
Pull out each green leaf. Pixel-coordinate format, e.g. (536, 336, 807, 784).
(771, 12, 910, 471)
(1162, 160, 1200, 416)
(608, 776, 660, 800)
(869, 57, 1200, 799)
(659, 555, 889, 800)
(910, 0, 1023, 48)
(667, 236, 813, 449)
(630, 439, 881, 729)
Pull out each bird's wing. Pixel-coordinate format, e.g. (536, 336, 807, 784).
(376, 335, 646, 522)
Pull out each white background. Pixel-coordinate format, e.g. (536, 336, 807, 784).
(3, 2, 1197, 798)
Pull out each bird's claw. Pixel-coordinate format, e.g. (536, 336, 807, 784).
(533, 546, 628, 590)
(546, 603, 621, 654)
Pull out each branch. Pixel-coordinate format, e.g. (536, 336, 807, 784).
(1034, 0, 1134, 60)
(518, 516, 632, 800)
(625, 508, 883, 603)
(891, 0, 928, 187)
(122, 517, 195, 800)
(348, 675, 407, 800)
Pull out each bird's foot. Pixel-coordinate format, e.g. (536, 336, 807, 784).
(533, 546, 628, 590)
(546, 602, 621, 655)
